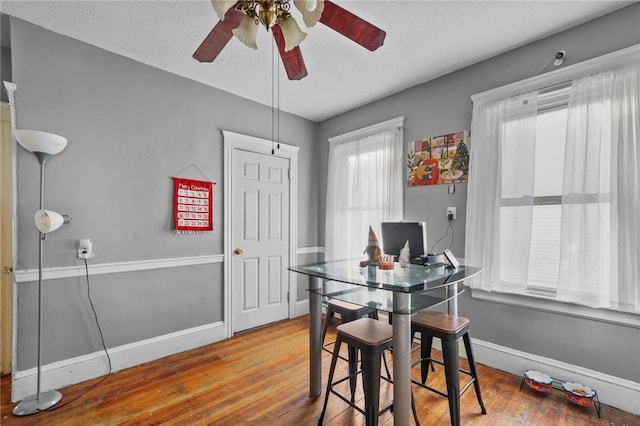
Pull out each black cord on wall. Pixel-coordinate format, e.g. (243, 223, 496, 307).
(44, 259, 112, 411)
(430, 219, 455, 253)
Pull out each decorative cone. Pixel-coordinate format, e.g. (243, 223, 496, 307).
(364, 226, 382, 263)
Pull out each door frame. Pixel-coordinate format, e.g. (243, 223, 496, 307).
(1, 98, 16, 375)
(223, 130, 299, 338)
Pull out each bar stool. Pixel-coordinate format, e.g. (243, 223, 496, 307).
(318, 318, 419, 426)
(321, 299, 378, 353)
(411, 311, 487, 426)
(322, 299, 391, 383)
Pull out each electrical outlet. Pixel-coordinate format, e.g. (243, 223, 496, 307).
(78, 238, 95, 259)
(447, 207, 456, 221)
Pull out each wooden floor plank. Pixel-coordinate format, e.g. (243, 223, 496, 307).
(1, 315, 637, 425)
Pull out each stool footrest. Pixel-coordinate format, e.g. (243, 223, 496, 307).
(328, 388, 394, 418)
(328, 368, 395, 418)
(412, 357, 473, 378)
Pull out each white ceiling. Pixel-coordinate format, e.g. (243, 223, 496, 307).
(0, 1, 632, 122)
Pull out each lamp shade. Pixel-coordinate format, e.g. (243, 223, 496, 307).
(232, 14, 259, 49)
(294, 0, 325, 27)
(15, 130, 67, 156)
(211, 0, 237, 20)
(35, 210, 71, 234)
(279, 16, 307, 52)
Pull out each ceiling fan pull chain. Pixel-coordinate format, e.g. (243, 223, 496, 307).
(277, 46, 281, 151)
(271, 35, 276, 155)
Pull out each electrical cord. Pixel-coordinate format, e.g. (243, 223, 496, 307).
(44, 258, 112, 411)
(430, 219, 454, 253)
(533, 54, 555, 77)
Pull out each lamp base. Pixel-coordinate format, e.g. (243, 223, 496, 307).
(12, 390, 62, 416)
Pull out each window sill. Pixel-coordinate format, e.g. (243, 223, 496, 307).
(470, 289, 640, 329)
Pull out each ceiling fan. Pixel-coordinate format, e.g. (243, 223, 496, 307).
(193, 0, 386, 80)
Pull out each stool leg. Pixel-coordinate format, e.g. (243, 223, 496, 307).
(348, 345, 358, 403)
(420, 334, 434, 385)
(463, 333, 487, 414)
(381, 350, 392, 380)
(361, 350, 382, 426)
(321, 307, 334, 346)
(411, 392, 421, 426)
(318, 337, 342, 425)
(442, 338, 461, 426)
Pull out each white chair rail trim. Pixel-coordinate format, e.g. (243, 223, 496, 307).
(13, 254, 224, 283)
(296, 246, 325, 255)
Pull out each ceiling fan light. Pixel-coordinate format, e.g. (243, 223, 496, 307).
(210, 0, 237, 20)
(293, 0, 325, 27)
(279, 16, 307, 52)
(232, 15, 259, 49)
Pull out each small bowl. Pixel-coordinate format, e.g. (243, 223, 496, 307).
(523, 370, 553, 393)
(562, 382, 595, 406)
(377, 254, 394, 270)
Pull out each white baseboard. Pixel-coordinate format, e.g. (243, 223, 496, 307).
(429, 337, 640, 415)
(294, 300, 309, 317)
(12, 321, 227, 403)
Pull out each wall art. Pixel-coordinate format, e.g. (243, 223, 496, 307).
(407, 131, 470, 186)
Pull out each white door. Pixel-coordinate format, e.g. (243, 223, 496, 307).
(231, 149, 290, 332)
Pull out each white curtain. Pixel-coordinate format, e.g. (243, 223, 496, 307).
(465, 91, 539, 293)
(466, 62, 640, 313)
(558, 64, 639, 310)
(325, 128, 404, 261)
(612, 64, 640, 312)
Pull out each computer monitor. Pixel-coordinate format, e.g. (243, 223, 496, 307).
(381, 222, 428, 260)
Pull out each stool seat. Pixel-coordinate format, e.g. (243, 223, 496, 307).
(337, 317, 393, 347)
(412, 311, 469, 336)
(322, 299, 378, 349)
(411, 311, 486, 426)
(329, 298, 373, 312)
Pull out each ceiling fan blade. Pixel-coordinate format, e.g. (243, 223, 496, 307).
(272, 25, 308, 80)
(193, 7, 244, 63)
(319, 0, 386, 51)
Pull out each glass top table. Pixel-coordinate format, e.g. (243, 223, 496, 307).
(288, 259, 482, 426)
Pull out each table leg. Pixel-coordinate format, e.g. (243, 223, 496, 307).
(447, 281, 458, 315)
(392, 292, 412, 426)
(309, 276, 323, 397)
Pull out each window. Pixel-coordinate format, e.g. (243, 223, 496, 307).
(325, 117, 404, 261)
(466, 46, 639, 316)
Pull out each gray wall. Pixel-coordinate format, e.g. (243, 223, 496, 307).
(10, 18, 318, 368)
(316, 4, 640, 382)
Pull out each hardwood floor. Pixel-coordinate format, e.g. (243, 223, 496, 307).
(1, 315, 637, 425)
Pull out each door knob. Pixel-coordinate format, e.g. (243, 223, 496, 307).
(2, 266, 13, 274)
(234, 248, 243, 255)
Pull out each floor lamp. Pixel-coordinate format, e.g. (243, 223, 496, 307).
(13, 129, 71, 416)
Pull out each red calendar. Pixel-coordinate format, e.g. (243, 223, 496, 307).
(173, 177, 213, 233)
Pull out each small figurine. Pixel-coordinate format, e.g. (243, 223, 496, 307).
(359, 226, 382, 267)
(399, 240, 410, 268)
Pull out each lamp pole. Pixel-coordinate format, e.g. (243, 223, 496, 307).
(13, 154, 63, 416)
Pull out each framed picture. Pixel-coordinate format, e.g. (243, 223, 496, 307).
(407, 130, 470, 186)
